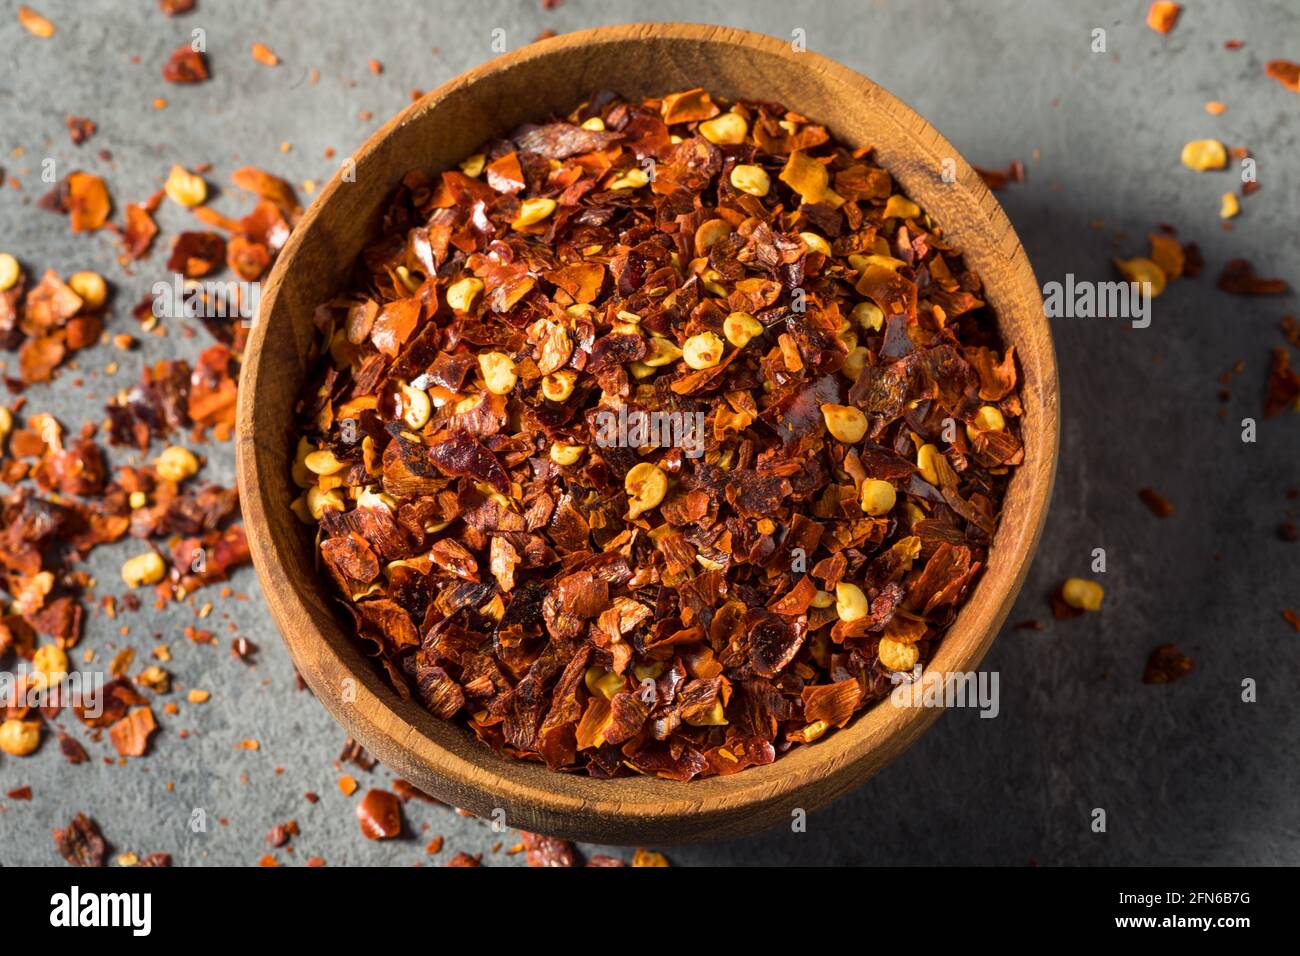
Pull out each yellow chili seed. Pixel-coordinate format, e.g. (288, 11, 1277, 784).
(445, 276, 484, 313)
(155, 446, 200, 482)
(1180, 138, 1227, 171)
(122, 552, 166, 588)
(459, 153, 486, 177)
(835, 582, 869, 622)
(67, 271, 107, 311)
(682, 331, 724, 369)
(729, 164, 770, 197)
(799, 232, 832, 256)
(642, 336, 683, 368)
(883, 195, 921, 220)
(0, 719, 41, 757)
(852, 301, 885, 331)
(722, 312, 763, 349)
(541, 370, 577, 402)
(550, 442, 584, 466)
(878, 637, 919, 672)
(0, 254, 19, 292)
(164, 164, 208, 207)
(398, 382, 431, 429)
(860, 479, 897, 516)
(625, 461, 668, 519)
(303, 449, 345, 476)
(1062, 577, 1104, 612)
(512, 197, 556, 229)
(698, 111, 748, 146)
(478, 351, 518, 395)
(609, 168, 650, 190)
(917, 443, 942, 485)
(821, 403, 868, 443)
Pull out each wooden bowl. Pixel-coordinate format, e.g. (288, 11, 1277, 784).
(236, 22, 1058, 845)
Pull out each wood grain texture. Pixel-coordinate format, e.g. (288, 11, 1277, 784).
(236, 23, 1058, 845)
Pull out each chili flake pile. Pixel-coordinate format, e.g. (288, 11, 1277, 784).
(295, 88, 1025, 780)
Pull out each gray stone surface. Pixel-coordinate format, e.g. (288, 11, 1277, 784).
(0, 0, 1296, 866)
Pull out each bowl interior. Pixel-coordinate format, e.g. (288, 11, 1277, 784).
(237, 23, 1056, 844)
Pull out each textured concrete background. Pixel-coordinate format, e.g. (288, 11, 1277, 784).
(0, 0, 1296, 866)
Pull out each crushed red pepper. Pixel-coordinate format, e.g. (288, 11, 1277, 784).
(1138, 487, 1174, 518)
(295, 89, 1025, 779)
(162, 45, 209, 84)
(52, 812, 108, 867)
(1142, 644, 1195, 684)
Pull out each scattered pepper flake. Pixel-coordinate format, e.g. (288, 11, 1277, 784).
(53, 813, 107, 867)
(251, 42, 279, 66)
(632, 847, 670, 867)
(1265, 60, 1300, 93)
(355, 788, 402, 839)
(161, 45, 209, 84)
(1138, 487, 1174, 517)
(66, 116, 96, 146)
(1142, 644, 1194, 683)
(17, 5, 55, 38)
(1217, 259, 1288, 296)
(1145, 2, 1181, 34)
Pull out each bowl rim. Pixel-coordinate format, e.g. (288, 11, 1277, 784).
(237, 21, 1058, 844)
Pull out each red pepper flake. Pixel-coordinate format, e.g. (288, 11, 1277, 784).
(162, 45, 209, 84)
(519, 830, 576, 867)
(1138, 487, 1174, 517)
(66, 116, 96, 146)
(391, 778, 439, 803)
(1278, 521, 1299, 542)
(108, 706, 157, 757)
(122, 199, 160, 261)
(159, 0, 195, 14)
(251, 42, 279, 67)
(355, 788, 402, 840)
(1265, 60, 1300, 93)
(1264, 347, 1300, 418)
(1142, 644, 1195, 684)
(367, 58, 383, 75)
(17, 5, 55, 38)
(266, 820, 299, 846)
(304, 791, 320, 803)
(39, 171, 112, 232)
(1224, 39, 1244, 50)
(58, 731, 89, 764)
(258, 854, 278, 867)
(7, 785, 32, 800)
(632, 847, 670, 867)
(426, 835, 444, 854)
(1283, 609, 1300, 632)
(1145, 2, 1181, 34)
(1217, 259, 1288, 295)
(974, 160, 1026, 190)
(446, 852, 481, 867)
(167, 231, 226, 278)
(306, 855, 326, 867)
(52, 813, 108, 867)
